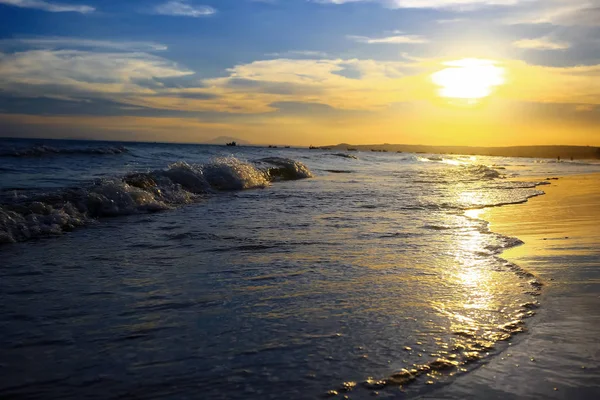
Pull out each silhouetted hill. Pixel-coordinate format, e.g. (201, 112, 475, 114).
(322, 144, 600, 159)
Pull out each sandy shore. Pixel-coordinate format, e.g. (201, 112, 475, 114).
(427, 173, 600, 399)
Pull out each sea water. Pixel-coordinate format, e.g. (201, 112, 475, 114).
(1, 138, 599, 399)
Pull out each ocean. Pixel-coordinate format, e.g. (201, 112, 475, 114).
(1, 138, 600, 399)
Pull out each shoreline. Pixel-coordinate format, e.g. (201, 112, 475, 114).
(428, 173, 600, 399)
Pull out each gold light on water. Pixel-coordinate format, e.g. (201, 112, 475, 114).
(431, 59, 506, 103)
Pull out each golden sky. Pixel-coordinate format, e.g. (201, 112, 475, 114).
(0, 0, 598, 146)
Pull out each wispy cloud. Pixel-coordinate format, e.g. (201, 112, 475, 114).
(436, 18, 466, 24)
(320, 0, 597, 27)
(154, 1, 216, 17)
(501, 1, 600, 26)
(513, 37, 570, 50)
(0, 0, 94, 13)
(265, 50, 329, 58)
(0, 49, 193, 100)
(557, 5, 600, 26)
(316, 0, 526, 10)
(0, 37, 168, 52)
(348, 33, 428, 44)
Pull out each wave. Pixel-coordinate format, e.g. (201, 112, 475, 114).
(422, 224, 453, 230)
(426, 156, 443, 162)
(328, 153, 358, 160)
(412, 164, 503, 188)
(484, 235, 524, 255)
(465, 164, 502, 180)
(256, 157, 313, 181)
(0, 156, 312, 244)
(0, 144, 128, 158)
(494, 181, 549, 189)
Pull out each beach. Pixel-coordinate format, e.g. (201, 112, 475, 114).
(429, 173, 600, 399)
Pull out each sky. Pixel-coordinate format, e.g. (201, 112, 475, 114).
(0, 0, 598, 146)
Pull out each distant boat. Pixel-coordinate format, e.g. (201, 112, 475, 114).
(309, 145, 318, 150)
(268, 145, 278, 148)
(226, 141, 237, 147)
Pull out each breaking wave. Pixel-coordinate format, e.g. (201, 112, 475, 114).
(0, 144, 128, 158)
(257, 157, 313, 180)
(0, 156, 312, 244)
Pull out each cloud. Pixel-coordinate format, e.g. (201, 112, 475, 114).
(387, 0, 522, 7)
(0, 37, 168, 52)
(316, 0, 526, 10)
(502, 1, 600, 26)
(143, 57, 600, 115)
(348, 33, 429, 44)
(1, 49, 599, 146)
(436, 18, 467, 23)
(154, 1, 216, 17)
(0, 49, 193, 100)
(554, 6, 600, 26)
(513, 37, 570, 50)
(321, 0, 597, 26)
(0, 0, 94, 13)
(122, 57, 418, 114)
(265, 50, 329, 58)
(0, 113, 241, 143)
(1, 39, 599, 119)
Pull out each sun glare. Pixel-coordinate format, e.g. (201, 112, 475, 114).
(431, 59, 505, 103)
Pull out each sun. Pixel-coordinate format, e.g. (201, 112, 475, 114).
(431, 59, 505, 103)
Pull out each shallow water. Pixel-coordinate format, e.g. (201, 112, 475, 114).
(1, 139, 599, 399)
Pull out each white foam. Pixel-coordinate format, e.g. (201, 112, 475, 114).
(202, 157, 269, 190)
(0, 156, 313, 244)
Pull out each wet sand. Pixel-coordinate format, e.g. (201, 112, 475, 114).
(428, 173, 600, 399)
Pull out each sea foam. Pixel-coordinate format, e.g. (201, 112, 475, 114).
(0, 156, 312, 244)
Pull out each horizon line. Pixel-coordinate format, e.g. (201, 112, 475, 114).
(1, 137, 599, 149)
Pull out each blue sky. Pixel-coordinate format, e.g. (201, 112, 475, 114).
(0, 0, 598, 145)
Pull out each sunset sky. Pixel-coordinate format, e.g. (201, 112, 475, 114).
(0, 0, 598, 146)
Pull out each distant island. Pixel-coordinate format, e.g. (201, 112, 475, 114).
(319, 144, 600, 159)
